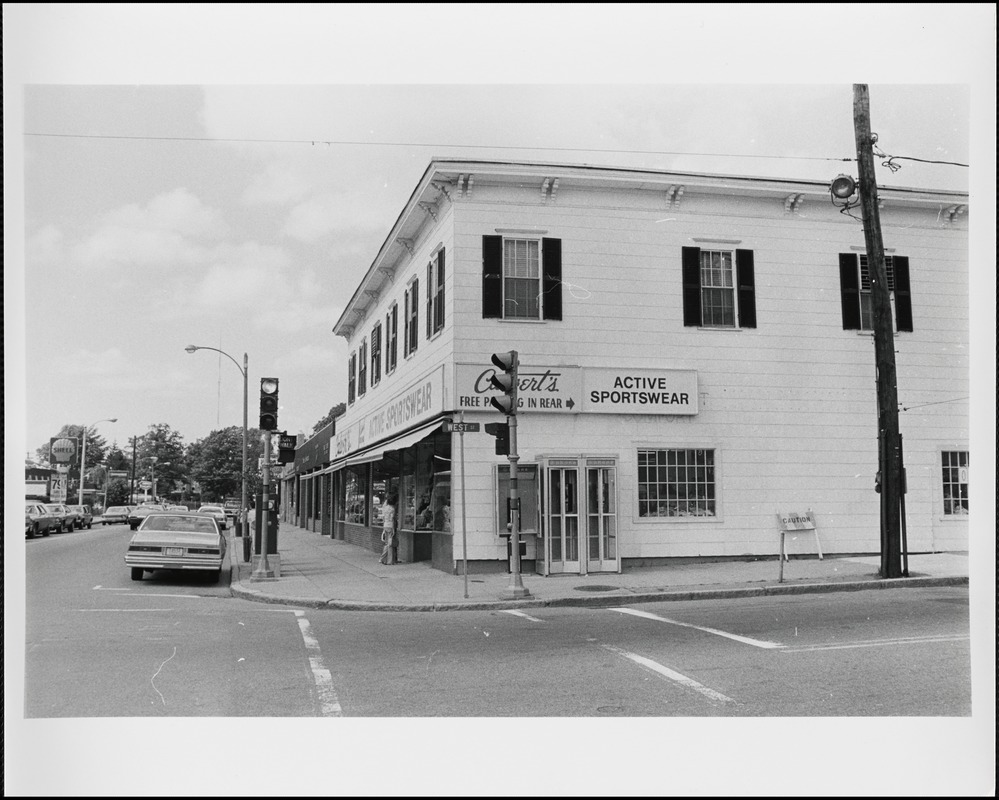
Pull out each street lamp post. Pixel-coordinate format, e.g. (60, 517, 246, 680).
(79, 418, 117, 506)
(149, 456, 158, 501)
(185, 345, 249, 538)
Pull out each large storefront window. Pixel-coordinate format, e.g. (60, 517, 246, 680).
(638, 448, 716, 517)
(398, 431, 451, 531)
(344, 465, 368, 524)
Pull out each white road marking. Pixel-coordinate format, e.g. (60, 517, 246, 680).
(502, 609, 544, 623)
(93, 586, 131, 591)
(294, 610, 343, 717)
(600, 643, 735, 705)
(781, 634, 970, 653)
(150, 646, 177, 706)
(609, 607, 785, 649)
(77, 608, 175, 612)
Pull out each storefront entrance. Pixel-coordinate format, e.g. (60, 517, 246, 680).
(539, 457, 619, 575)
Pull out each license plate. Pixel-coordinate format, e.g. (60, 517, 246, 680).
(165, 547, 184, 557)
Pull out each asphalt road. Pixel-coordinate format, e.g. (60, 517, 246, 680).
(23, 526, 971, 719)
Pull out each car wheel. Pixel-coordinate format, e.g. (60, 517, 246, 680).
(87, 522, 92, 529)
(130, 567, 144, 581)
(27, 525, 37, 539)
(42, 525, 51, 537)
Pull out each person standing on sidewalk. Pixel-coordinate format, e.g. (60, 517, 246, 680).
(379, 493, 398, 565)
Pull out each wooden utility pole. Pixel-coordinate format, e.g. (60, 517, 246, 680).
(853, 84, 903, 578)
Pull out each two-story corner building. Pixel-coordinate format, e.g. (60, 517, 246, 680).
(324, 159, 969, 576)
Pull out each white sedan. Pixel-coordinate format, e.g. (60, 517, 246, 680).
(125, 511, 226, 582)
(197, 504, 228, 530)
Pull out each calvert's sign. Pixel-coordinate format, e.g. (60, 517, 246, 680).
(455, 363, 582, 413)
(454, 364, 697, 415)
(334, 366, 444, 458)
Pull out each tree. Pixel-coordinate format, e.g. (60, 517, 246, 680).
(106, 479, 131, 506)
(312, 402, 346, 435)
(134, 423, 188, 499)
(187, 426, 264, 502)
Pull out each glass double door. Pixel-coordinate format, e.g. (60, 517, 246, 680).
(542, 459, 618, 575)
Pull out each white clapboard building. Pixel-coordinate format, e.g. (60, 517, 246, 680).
(322, 159, 969, 575)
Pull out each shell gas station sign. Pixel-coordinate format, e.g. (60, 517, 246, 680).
(49, 437, 80, 468)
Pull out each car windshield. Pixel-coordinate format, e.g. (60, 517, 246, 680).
(26, 505, 38, 513)
(142, 515, 218, 533)
(199, 507, 222, 513)
(107, 507, 126, 514)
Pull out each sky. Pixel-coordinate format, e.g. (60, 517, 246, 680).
(4, 4, 996, 797)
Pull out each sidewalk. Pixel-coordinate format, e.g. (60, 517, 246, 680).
(229, 521, 969, 611)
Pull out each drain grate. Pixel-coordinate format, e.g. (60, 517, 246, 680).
(574, 585, 619, 592)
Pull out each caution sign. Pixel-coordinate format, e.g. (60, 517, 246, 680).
(583, 368, 698, 415)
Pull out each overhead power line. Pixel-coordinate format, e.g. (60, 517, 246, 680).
(24, 130, 855, 164)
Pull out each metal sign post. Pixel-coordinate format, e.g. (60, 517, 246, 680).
(459, 412, 469, 598)
(251, 432, 275, 581)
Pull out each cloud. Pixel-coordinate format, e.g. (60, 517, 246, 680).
(241, 161, 311, 206)
(25, 224, 65, 266)
(68, 188, 227, 271)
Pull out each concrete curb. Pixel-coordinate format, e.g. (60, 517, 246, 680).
(228, 572, 968, 612)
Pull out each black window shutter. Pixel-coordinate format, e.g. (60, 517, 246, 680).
(892, 256, 913, 332)
(436, 248, 446, 331)
(426, 261, 432, 339)
(735, 249, 757, 329)
(839, 253, 862, 330)
(542, 237, 562, 320)
(482, 235, 503, 318)
(681, 247, 702, 327)
(411, 279, 418, 353)
(403, 289, 409, 355)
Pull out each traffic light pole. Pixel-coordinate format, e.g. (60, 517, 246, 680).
(500, 411, 531, 600)
(250, 432, 275, 581)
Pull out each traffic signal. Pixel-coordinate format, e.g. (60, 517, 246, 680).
(278, 433, 296, 464)
(259, 377, 279, 431)
(488, 350, 519, 415)
(484, 422, 510, 456)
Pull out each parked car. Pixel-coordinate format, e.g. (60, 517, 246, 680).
(43, 503, 77, 532)
(26, 503, 58, 538)
(128, 504, 166, 530)
(67, 504, 94, 529)
(166, 504, 189, 511)
(125, 511, 226, 582)
(197, 504, 228, 530)
(101, 505, 133, 525)
(223, 499, 241, 524)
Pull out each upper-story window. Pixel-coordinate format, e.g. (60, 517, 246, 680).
(404, 279, 419, 357)
(482, 235, 562, 321)
(357, 339, 368, 396)
(371, 322, 382, 386)
(386, 303, 398, 374)
(426, 247, 446, 338)
(681, 246, 756, 329)
(347, 352, 357, 405)
(838, 253, 913, 332)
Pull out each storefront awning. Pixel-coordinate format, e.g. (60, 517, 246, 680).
(322, 419, 444, 474)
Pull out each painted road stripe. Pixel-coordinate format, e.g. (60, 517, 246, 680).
(781, 634, 970, 653)
(600, 643, 735, 705)
(502, 609, 545, 623)
(294, 610, 343, 717)
(609, 607, 785, 649)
